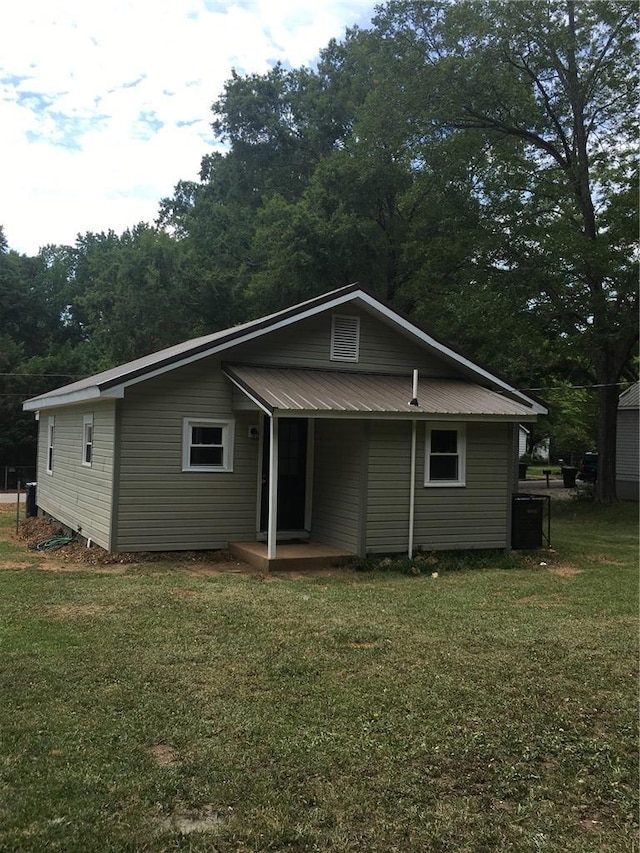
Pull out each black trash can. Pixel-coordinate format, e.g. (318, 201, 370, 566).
(511, 494, 544, 549)
(561, 466, 577, 488)
(25, 482, 37, 518)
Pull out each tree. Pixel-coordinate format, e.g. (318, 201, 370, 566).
(374, 0, 639, 502)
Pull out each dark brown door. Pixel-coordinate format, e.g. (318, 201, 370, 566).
(260, 417, 308, 531)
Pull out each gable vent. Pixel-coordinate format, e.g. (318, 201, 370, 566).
(330, 315, 360, 362)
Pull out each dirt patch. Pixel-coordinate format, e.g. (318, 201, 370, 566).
(45, 603, 119, 618)
(8, 514, 256, 575)
(547, 564, 583, 577)
(157, 804, 234, 835)
(579, 818, 603, 832)
(515, 594, 568, 608)
(150, 744, 179, 767)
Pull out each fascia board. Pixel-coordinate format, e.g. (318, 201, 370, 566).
(23, 386, 104, 411)
(268, 410, 538, 422)
(224, 371, 272, 415)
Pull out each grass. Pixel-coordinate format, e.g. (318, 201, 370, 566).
(0, 501, 637, 852)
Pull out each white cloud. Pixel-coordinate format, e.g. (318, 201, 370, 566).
(0, 0, 376, 254)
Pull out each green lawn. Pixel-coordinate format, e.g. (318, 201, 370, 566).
(0, 501, 637, 852)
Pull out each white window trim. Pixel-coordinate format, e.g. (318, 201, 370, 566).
(182, 417, 235, 473)
(424, 423, 466, 487)
(82, 414, 94, 467)
(46, 416, 55, 475)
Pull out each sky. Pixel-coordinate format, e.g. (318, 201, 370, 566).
(0, 0, 378, 256)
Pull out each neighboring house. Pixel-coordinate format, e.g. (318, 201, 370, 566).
(23, 284, 546, 558)
(531, 437, 550, 463)
(616, 381, 639, 501)
(518, 425, 530, 458)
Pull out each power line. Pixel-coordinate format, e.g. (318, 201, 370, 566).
(520, 382, 634, 392)
(0, 372, 83, 378)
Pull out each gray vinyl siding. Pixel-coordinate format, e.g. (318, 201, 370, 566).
(115, 357, 261, 551)
(366, 422, 412, 553)
(35, 402, 116, 550)
(232, 309, 452, 376)
(414, 423, 511, 550)
(366, 422, 511, 553)
(616, 409, 639, 500)
(311, 419, 362, 553)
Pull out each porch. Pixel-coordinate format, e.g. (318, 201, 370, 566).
(229, 540, 355, 572)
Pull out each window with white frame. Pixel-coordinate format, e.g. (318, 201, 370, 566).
(182, 418, 234, 472)
(424, 424, 466, 486)
(46, 416, 55, 475)
(82, 414, 93, 466)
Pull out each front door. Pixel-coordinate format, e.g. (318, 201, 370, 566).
(260, 417, 308, 532)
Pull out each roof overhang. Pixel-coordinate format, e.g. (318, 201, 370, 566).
(224, 365, 539, 421)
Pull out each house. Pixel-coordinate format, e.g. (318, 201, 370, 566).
(23, 284, 546, 562)
(616, 382, 639, 501)
(518, 425, 530, 458)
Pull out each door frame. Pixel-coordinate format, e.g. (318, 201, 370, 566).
(256, 415, 314, 539)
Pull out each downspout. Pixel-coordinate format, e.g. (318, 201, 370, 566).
(267, 415, 279, 559)
(408, 368, 419, 558)
(408, 419, 417, 558)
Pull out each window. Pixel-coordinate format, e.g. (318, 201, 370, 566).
(330, 314, 360, 362)
(182, 418, 234, 472)
(82, 414, 94, 466)
(46, 416, 55, 475)
(425, 424, 466, 487)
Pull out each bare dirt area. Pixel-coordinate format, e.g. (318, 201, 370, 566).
(3, 511, 257, 577)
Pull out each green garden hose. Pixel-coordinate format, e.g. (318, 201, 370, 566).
(34, 535, 75, 551)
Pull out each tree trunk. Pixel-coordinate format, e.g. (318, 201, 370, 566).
(595, 382, 619, 504)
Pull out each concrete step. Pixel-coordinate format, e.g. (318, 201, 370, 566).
(229, 540, 354, 572)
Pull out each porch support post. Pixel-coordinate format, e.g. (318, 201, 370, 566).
(267, 415, 279, 560)
(408, 419, 417, 558)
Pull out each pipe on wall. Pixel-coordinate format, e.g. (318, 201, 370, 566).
(408, 419, 417, 557)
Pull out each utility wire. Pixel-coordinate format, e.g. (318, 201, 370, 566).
(520, 382, 635, 392)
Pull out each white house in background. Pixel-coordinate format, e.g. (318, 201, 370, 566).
(518, 425, 530, 458)
(532, 437, 550, 463)
(616, 382, 639, 501)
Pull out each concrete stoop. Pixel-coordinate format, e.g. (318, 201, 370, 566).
(229, 540, 354, 572)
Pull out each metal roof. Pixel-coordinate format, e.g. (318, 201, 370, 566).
(224, 365, 536, 420)
(619, 381, 639, 409)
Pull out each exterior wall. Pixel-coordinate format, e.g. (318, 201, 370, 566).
(35, 401, 116, 550)
(114, 357, 261, 551)
(366, 421, 412, 553)
(231, 309, 452, 376)
(311, 419, 363, 554)
(616, 409, 639, 500)
(366, 421, 512, 554)
(414, 422, 511, 550)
